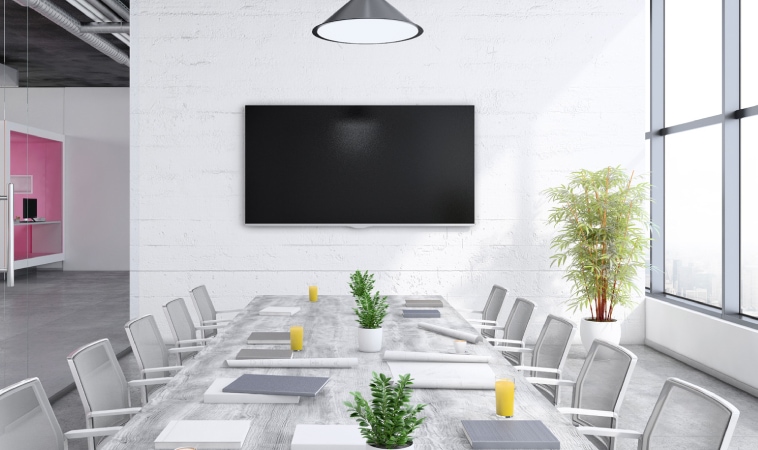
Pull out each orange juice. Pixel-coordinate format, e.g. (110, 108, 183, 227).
(309, 285, 318, 302)
(290, 325, 304, 351)
(495, 378, 515, 417)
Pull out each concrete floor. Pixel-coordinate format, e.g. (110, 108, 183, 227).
(0, 270, 130, 396)
(50, 344, 758, 450)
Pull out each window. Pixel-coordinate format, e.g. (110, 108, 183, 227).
(649, 0, 758, 323)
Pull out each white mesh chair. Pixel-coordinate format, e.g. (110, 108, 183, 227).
(125, 315, 204, 403)
(578, 378, 740, 450)
(163, 297, 223, 361)
(189, 285, 244, 339)
(462, 285, 508, 340)
(525, 339, 637, 450)
(493, 314, 576, 405)
(478, 297, 536, 365)
(67, 339, 172, 450)
(0, 377, 121, 450)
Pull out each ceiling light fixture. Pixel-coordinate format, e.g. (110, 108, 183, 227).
(313, 0, 423, 45)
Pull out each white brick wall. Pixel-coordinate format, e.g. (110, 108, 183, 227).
(131, 0, 647, 343)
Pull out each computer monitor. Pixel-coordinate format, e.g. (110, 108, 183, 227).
(23, 198, 37, 219)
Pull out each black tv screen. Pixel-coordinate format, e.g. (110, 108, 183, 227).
(245, 105, 475, 225)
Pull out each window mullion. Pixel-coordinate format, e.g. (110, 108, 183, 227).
(650, 0, 665, 294)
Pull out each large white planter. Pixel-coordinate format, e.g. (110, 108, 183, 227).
(579, 318, 621, 352)
(358, 327, 383, 353)
(366, 442, 414, 450)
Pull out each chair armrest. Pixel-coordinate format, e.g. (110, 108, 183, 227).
(201, 319, 232, 324)
(217, 308, 245, 314)
(128, 377, 173, 387)
(514, 365, 560, 374)
(168, 346, 205, 354)
(492, 346, 533, 353)
(558, 407, 616, 418)
(525, 377, 576, 387)
(576, 427, 643, 440)
(142, 366, 182, 374)
(88, 407, 141, 418)
(196, 324, 225, 330)
(64, 426, 122, 440)
(176, 338, 212, 345)
(486, 338, 524, 345)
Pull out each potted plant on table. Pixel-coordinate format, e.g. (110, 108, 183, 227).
(354, 290, 389, 352)
(345, 372, 426, 450)
(349, 270, 376, 299)
(544, 166, 651, 351)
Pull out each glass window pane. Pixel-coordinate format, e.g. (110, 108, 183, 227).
(741, 116, 758, 317)
(664, 125, 722, 307)
(645, 138, 651, 289)
(646, 0, 651, 131)
(665, 0, 722, 126)
(743, 0, 758, 108)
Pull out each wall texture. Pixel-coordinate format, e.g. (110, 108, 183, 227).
(5, 87, 129, 271)
(131, 0, 647, 342)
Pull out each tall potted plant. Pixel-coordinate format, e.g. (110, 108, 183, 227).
(354, 291, 389, 352)
(345, 372, 426, 450)
(349, 270, 376, 299)
(544, 166, 650, 350)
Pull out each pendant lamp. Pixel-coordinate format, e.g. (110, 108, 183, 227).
(313, 0, 423, 44)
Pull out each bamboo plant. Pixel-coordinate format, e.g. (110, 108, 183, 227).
(544, 166, 651, 322)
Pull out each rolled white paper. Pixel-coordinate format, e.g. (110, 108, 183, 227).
(417, 322, 483, 343)
(383, 350, 491, 364)
(407, 379, 495, 390)
(226, 358, 358, 368)
(386, 361, 495, 390)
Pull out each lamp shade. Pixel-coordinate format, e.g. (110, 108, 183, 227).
(313, 0, 423, 44)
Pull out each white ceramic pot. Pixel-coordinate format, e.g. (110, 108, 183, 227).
(579, 318, 621, 352)
(366, 442, 414, 450)
(357, 327, 383, 353)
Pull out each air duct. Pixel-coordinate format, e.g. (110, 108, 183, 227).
(13, 0, 129, 67)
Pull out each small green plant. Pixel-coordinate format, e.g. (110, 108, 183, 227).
(354, 291, 389, 329)
(349, 270, 376, 299)
(345, 372, 426, 449)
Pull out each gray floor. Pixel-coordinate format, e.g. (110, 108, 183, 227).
(51, 344, 758, 450)
(0, 270, 130, 396)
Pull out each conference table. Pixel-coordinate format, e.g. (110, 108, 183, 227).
(101, 295, 595, 449)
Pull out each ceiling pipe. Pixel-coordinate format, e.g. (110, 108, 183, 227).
(80, 22, 129, 33)
(66, 0, 129, 46)
(99, 0, 129, 22)
(13, 0, 129, 67)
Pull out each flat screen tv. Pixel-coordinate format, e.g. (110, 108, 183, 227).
(245, 105, 474, 226)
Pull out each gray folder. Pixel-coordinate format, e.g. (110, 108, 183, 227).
(402, 309, 441, 318)
(235, 349, 294, 360)
(247, 331, 291, 344)
(405, 299, 444, 308)
(461, 420, 560, 449)
(222, 374, 331, 397)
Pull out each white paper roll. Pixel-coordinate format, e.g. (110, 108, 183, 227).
(417, 322, 483, 343)
(226, 358, 358, 368)
(383, 350, 491, 364)
(386, 361, 495, 390)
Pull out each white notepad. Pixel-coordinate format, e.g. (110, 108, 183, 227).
(203, 378, 300, 404)
(259, 306, 300, 316)
(154, 420, 251, 449)
(290, 424, 366, 450)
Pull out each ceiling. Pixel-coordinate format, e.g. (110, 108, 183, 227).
(1, 0, 129, 87)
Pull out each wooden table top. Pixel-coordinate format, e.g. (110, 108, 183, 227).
(101, 295, 594, 449)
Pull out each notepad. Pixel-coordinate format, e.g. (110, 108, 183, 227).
(461, 420, 560, 449)
(402, 309, 441, 318)
(247, 331, 291, 344)
(222, 374, 330, 397)
(235, 348, 294, 359)
(259, 306, 300, 316)
(203, 378, 300, 404)
(291, 424, 366, 450)
(154, 420, 251, 449)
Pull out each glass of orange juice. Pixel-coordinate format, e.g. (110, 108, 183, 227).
(495, 377, 515, 417)
(308, 285, 318, 302)
(290, 325, 304, 351)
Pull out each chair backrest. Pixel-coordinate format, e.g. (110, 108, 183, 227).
(480, 285, 508, 339)
(570, 340, 638, 450)
(190, 285, 217, 338)
(641, 378, 739, 450)
(529, 315, 576, 403)
(125, 315, 171, 378)
(163, 297, 198, 345)
(0, 378, 64, 450)
(500, 297, 536, 365)
(67, 339, 131, 431)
